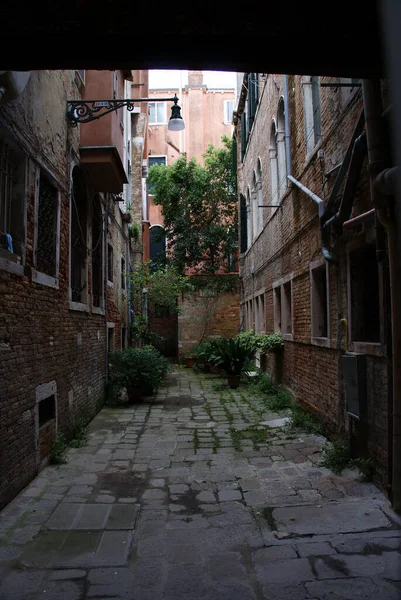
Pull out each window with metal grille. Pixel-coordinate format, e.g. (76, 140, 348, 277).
(92, 195, 103, 307)
(71, 166, 88, 303)
(0, 134, 26, 257)
(36, 172, 58, 277)
(107, 243, 113, 282)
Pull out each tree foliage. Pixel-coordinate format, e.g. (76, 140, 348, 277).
(147, 135, 238, 275)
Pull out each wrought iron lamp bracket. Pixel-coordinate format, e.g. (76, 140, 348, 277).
(67, 95, 179, 126)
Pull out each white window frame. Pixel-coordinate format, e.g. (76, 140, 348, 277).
(224, 99, 234, 124)
(149, 102, 167, 125)
(310, 258, 330, 347)
(302, 75, 322, 157)
(32, 166, 61, 289)
(273, 273, 294, 340)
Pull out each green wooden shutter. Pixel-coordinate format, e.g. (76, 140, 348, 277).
(241, 113, 247, 162)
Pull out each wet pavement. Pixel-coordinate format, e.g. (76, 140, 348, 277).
(1, 367, 400, 599)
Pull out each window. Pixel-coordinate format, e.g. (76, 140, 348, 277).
(0, 133, 26, 261)
(38, 395, 55, 427)
(302, 75, 321, 155)
(71, 166, 88, 304)
(246, 188, 252, 249)
(349, 243, 380, 343)
(311, 261, 329, 340)
(148, 156, 167, 194)
(269, 121, 279, 206)
(149, 102, 166, 124)
(273, 276, 293, 338)
(36, 171, 58, 278)
(247, 73, 259, 131)
(224, 100, 234, 124)
(121, 257, 126, 290)
(255, 293, 265, 333)
(252, 171, 258, 241)
(256, 159, 263, 233)
(107, 243, 114, 283)
(108, 325, 115, 354)
(273, 286, 282, 332)
(282, 281, 292, 335)
(241, 112, 247, 162)
(150, 225, 166, 268)
(76, 70, 85, 85)
(92, 195, 103, 308)
(277, 98, 287, 197)
(239, 194, 248, 253)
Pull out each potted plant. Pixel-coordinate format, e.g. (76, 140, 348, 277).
(212, 337, 257, 388)
(108, 345, 170, 403)
(183, 350, 197, 368)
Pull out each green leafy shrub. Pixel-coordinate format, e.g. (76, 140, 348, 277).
(289, 404, 326, 435)
(211, 336, 256, 375)
(69, 417, 88, 448)
(109, 345, 171, 395)
(236, 330, 284, 354)
(321, 439, 351, 473)
(49, 433, 68, 465)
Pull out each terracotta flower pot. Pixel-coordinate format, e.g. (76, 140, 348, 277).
(185, 357, 196, 368)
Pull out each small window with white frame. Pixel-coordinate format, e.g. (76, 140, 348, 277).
(273, 274, 293, 339)
(310, 259, 330, 345)
(224, 100, 234, 124)
(149, 102, 166, 125)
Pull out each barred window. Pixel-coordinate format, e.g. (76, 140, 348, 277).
(71, 166, 88, 303)
(0, 133, 26, 258)
(36, 172, 58, 277)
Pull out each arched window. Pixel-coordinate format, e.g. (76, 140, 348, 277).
(246, 187, 252, 248)
(277, 98, 287, 197)
(269, 121, 279, 207)
(256, 158, 263, 233)
(252, 170, 258, 240)
(302, 75, 321, 155)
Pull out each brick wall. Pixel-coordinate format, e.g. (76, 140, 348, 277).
(236, 74, 391, 488)
(0, 70, 132, 509)
(178, 286, 240, 356)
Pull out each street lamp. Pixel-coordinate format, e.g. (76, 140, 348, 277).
(67, 94, 184, 130)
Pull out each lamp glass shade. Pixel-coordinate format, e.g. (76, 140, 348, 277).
(168, 117, 185, 131)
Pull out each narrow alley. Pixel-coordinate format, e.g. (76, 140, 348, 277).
(0, 367, 400, 600)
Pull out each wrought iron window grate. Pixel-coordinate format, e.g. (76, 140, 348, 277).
(37, 173, 57, 276)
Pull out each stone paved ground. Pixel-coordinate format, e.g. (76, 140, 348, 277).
(1, 367, 401, 599)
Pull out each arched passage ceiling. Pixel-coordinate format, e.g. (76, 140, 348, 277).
(0, 0, 384, 77)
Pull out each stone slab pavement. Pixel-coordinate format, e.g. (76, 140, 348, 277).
(1, 367, 400, 599)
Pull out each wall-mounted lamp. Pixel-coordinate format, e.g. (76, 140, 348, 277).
(67, 94, 185, 130)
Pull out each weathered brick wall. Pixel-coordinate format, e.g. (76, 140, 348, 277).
(0, 70, 127, 509)
(178, 287, 240, 355)
(237, 74, 390, 487)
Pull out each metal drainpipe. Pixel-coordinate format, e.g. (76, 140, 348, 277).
(283, 75, 292, 179)
(362, 78, 401, 511)
(104, 195, 109, 384)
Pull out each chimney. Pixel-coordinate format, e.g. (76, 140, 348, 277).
(188, 71, 203, 86)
